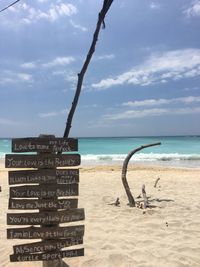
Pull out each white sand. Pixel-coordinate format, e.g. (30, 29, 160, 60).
(1, 161, 200, 267)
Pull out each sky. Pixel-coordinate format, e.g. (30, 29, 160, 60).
(0, 0, 200, 138)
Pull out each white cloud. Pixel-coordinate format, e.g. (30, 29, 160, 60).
(94, 54, 115, 61)
(42, 57, 75, 68)
(82, 104, 99, 108)
(17, 73, 32, 81)
(184, 0, 200, 17)
(39, 112, 58, 118)
(1, 2, 77, 26)
(104, 107, 200, 120)
(21, 62, 37, 69)
(92, 49, 200, 90)
(69, 19, 88, 32)
(20, 57, 75, 70)
(122, 96, 200, 107)
(0, 71, 33, 85)
(39, 109, 68, 118)
(150, 2, 160, 9)
(52, 70, 77, 89)
(65, 73, 77, 83)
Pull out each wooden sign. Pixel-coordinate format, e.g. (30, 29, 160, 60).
(6, 135, 84, 263)
(10, 248, 84, 262)
(6, 154, 80, 168)
(9, 169, 79, 185)
(13, 237, 83, 255)
(9, 198, 78, 210)
(7, 225, 85, 239)
(7, 208, 85, 225)
(12, 137, 78, 153)
(9, 184, 78, 198)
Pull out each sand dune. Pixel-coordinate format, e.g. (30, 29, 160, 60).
(1, 162, 200, 267)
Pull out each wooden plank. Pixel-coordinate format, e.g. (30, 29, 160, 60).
(12, 137, 78, 153)
(13, 237, 83, 254)
(10, 248, 84, 262)
(9, 198, 78, 210)
(8, 169, 79, 185)
(9, 184, 78, 198)
(7, 208, 85, 225)
(7, 225, 84, 239)
(5, 154, 80, 168)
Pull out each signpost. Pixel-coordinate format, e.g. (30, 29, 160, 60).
(8, 169, 79, 184)
(9, 198, 78, 210)
(6, 136, 84, 266)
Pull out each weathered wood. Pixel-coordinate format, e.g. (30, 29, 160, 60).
(142, 184, 149, 209)
(63, 0, 114, 138)
(9, 169, 79, 185)
(13, 237, 83, 255)
(12, 137, 78, 153)
(9, 198, 78, 210)
(9, 184, 78, 198)
(108, 198, 120, 206)
(121, 142, 161, 207)
(154, 177, 160, 188)
(6, 154, 80, 168)
(7, 208, 85, 225)
(7, 225, 85, 239)
(10, 248, 84, 262)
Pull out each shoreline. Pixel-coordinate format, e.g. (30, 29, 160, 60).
(1, 158, 200, 171)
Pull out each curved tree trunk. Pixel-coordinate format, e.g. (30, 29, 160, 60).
(122, 142, 161, 207)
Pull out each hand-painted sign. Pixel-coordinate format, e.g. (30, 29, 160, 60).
(9, 198, 78, 210)
(10, 248, 84, 262)
(7, 208, 85, 225)
(9, 184, 78, 198)
(13, 237, 83, 255)
(6, 136, 84, 263)
(12, 137, 78, 153)
(9, 169, 79, 185)
(7, 225, 85, 239)
(6, 154, 80, 168)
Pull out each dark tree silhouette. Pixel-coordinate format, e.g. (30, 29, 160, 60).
(0, 0, 20, 13)
(63, 0, 114, 138)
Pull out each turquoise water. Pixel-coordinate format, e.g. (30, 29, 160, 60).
(1, 136, 200, 167)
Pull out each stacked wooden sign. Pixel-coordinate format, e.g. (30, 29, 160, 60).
(6, 136, 84, 262)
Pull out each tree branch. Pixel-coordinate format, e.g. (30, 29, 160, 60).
(0, 0, 20, 13)
(63, 0, 114, 138)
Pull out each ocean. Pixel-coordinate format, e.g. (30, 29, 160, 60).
(0, 136, 200, 168)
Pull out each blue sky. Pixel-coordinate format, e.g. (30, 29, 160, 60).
(0, 0, 200, 137)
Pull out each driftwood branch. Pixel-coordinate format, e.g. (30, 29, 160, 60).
(154, 177, 160, 188)
(63, 0, 114, 138)
(108, 197, 120, 206)
(142, 184, 148, 209)
(0, 0, 20, 13)
(121, 142, 161, 207)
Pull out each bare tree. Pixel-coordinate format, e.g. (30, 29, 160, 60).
(63, 0, 114, 138)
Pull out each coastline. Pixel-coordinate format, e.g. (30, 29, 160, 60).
(1, 160, 200, 266)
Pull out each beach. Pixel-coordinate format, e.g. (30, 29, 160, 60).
(1, 159, 200, 267)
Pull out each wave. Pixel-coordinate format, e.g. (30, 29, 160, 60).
(1, 152, 200, 162)
(81, 153, 200, 162)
